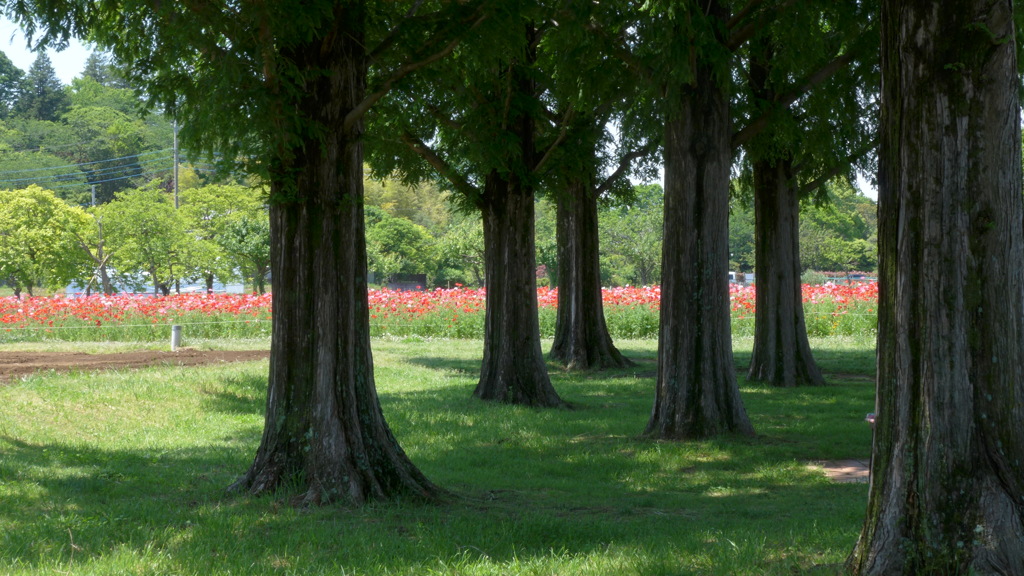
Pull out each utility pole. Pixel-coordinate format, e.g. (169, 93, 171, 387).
(173, 119, 181, 295)
(173, 119, 180, 208)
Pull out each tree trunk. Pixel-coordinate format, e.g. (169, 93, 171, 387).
(96, 221, 113, 294)
(848, 1, 1024, 572)
(744, 37, 823, 388)
(229, 3, 441, 506)
(475, 169, 566, 407)
(254, 269, 267, 295)
(747, 156, 824, 387)
(97, 262, 112, 294)
(646, 0, 753, 440)
(473, 24, 564, 408)
(549, 178, 632, 370)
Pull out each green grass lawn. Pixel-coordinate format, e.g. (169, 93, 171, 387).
(0, 336, 876, 575)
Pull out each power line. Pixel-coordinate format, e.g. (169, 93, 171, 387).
(0, 148, 174, 176)
(48, 166, 175, 190)
(0, 154, 175, 186)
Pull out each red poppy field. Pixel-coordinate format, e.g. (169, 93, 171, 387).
(0, 282, 878, 344)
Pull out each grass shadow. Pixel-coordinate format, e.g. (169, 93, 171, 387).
(0, 337, 875, 575)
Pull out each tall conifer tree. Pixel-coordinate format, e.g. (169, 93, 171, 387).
(15, 52, 69, 121)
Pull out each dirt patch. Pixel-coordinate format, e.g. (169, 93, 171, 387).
(0, 349, 269, 383)
(808, 459, 870, 483)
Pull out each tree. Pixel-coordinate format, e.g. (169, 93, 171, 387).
(366, 211, 438, 283)
(727, 196, 755, 273)
(800, 179, 877, 272)
(372, 4, 567, 407)
(729, 0, 878, 389)
(69, 75, 140, 115)
(7, 0, 491, 504)
(101, 185, 211, 294)
(0, 185, 91, 295)
(435, 214, 485, 287)
(14, 52, 69, 122)
(530, 5, 649, 371)
(0, 50, 25, 119)
(640, 1, 753, 439)
(599, 184, 663, 286)
(847, 0, 1024, 572)
(60, 105, 153, 203)
(548, 170, 634, 370)
(179, 183, 264, 291)
(219, 210, 270, 294)
(65, 205, 117, 294)
(81, 52, 131, 90)
(364, 171, 450, 233)
(0, 149, 89, 205)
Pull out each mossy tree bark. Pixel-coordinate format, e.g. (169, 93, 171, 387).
(646, 0, 753, 440)
(229, 4, 441, 506)
(549, 178, 633, 370)
(848, 0, 1024, 572)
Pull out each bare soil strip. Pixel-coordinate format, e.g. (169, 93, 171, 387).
(0, 349, 269, 383)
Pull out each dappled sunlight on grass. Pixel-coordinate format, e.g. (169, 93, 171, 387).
(0, 336, 875, 575)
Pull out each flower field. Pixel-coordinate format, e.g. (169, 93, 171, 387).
(0, 282, 878, 344)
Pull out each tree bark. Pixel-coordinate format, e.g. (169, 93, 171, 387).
(646, 0, 754, 440)
(475, 168, 566, 407)
(549, 178, 633, 370)
(473, 24, 565, 408)
(229, 3, 441, 506)
(848, 0, 1024, 572)
(747, 156, 824, 387)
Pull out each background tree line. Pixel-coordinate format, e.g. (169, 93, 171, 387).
(368, 174, 878, 290)
(0, 50, 185, 206)
(0, 181, 269, 296)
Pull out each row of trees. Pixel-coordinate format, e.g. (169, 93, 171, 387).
(0, 183, 269, 296)
(7, 0, 1021, 571)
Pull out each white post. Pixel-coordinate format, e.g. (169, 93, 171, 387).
(171, 325, 182, 351)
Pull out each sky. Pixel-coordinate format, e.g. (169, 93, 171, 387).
(0, 17, 93, 84)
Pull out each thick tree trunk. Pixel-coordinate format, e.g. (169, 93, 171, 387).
(747, 157, 824, 387)
(745, 39, 823, 388)
(475, 169, 566, 407)
(473, 25, 564, 408)
(549, 179, 633, 370)
(229, 4, 440, 506)
(647, 0, 753, 439)
(848, 1, 1024, 572)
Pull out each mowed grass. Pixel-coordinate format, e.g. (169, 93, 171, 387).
(0, 336, 876, 575)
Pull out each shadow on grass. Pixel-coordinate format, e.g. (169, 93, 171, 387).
(0, 425, 863, 575)
(199, 373, 268, 415)
(0, 340, 874, 574)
